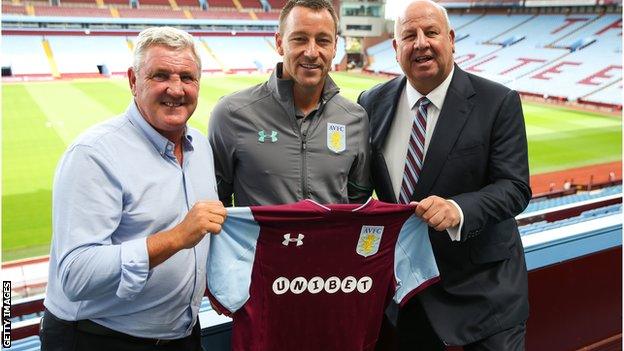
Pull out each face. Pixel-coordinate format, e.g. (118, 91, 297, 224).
(275, 6, 337, 92)
(128, 45, 200, 142)
(393, 1, 455, 94)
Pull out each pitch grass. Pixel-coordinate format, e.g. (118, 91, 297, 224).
(2, 73, 621, 261)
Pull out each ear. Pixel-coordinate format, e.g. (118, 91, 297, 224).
(128, 67, 137, 96)
(332, 35, 338, 59)
(449, 29, 456, 53)
(392, 38, 399, 61)
(275, 32, 284, 56)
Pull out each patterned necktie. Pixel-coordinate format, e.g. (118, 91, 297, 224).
(399, 97, 430, 204)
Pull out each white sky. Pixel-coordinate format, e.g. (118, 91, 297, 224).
(384, 0, 403, 20)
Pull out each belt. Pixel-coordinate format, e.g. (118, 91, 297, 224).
(74, 318, 189, 346)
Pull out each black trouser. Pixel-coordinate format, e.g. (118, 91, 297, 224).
(39, 309, 203, 351)
(398, 299, 526, 351)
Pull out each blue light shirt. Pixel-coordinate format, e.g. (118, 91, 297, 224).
(44, 102, 218, 339)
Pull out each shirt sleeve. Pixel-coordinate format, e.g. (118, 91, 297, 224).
(445, 200, 464, 241)
(208, 100, 236, 207)
(53, 144, 150, 302)
(394, 214, 440, 306)
(206, 207, 261, 315)
(347, 109, 373, 204)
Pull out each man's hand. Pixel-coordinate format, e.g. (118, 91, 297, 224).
(171, 201, 227, 250)
(148, 201, 226, 268)
(414, 196, 460, 232)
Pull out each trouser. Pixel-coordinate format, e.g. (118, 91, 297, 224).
(39, 309, 203, 351)
(398, 299, 526, 351)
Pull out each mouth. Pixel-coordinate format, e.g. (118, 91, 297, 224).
(300, 63, 322, 70)
(162, 101, 183, 108)
(413, 55, 433, 64)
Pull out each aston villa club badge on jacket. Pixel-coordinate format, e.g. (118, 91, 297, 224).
(327, 123, 346, 153)
(356, 225, 383, 257)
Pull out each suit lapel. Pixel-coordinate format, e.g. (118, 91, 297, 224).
(415, 67, 476, 199)
(370, 76, 406, 152)
(370, 77, 406, 203)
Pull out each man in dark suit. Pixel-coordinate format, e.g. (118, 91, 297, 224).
(358, 1, 531, 350)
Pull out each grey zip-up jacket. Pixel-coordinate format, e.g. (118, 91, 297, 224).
(208, 64, 372, 206)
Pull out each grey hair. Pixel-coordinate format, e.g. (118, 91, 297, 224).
(394, 0, 452, 40)
(132, 26, 202, 74)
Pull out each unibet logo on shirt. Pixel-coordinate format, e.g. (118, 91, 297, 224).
(272, 276, 373, 295)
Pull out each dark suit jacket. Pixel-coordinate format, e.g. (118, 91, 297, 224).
(358, 66, 531, 345)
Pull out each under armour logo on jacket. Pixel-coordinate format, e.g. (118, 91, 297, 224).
(282, 233, 304, 246)
(258, 130, 278, 143)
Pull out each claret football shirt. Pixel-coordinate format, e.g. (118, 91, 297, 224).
(207, 198, 439, 351)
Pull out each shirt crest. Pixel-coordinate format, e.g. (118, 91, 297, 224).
(356, 225, 383, 257)
(327, 123, 346, 153)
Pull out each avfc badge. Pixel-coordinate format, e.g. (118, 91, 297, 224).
(327, 123, 346, 153)
(356, 225, 383, 257)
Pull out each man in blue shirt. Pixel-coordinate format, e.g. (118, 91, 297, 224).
(40, 27, 226, 351)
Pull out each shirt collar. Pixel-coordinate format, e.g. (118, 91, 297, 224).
(126, 101, 194, 157)
(406, 66, 455, 111)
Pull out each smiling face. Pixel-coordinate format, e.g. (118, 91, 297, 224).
(128, 45, 200, 142)
(393, 0, 455, 95)
(275, 5, 337, 93)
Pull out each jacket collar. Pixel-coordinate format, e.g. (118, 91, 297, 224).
(414, 65, 475, 198)
(269, 63, 340, 113)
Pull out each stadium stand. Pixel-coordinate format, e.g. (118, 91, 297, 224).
(117, 6, 188, 18)
(207, 0, 237, 7)
(1, 33, 344, 76)
(2, 35, 51, 76)
(2, 3, 28, 15)
(519, 203, 621, 235)
(523, 184, 622, 212)
(32, 5, 113, 17)
(190, 8, 254, 19)
(47, 35, 133, 74)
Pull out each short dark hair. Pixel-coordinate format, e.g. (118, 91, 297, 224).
(279, 0, 339, 35)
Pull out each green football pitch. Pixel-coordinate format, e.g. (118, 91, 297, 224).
(2, 72, 621, 261)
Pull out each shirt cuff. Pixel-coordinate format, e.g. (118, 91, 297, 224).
(116, 236, 150, 300)
(446, 200, 464, 242)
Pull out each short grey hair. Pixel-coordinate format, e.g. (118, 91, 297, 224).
(132, 26, 202, 74)
(394, 0, 452, 40)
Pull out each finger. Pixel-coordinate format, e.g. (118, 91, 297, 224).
(415, 198, 432, 216)
(427, 211, 445, 229)
(421, 201, 442, 222)
(209, 206, 228, 217)
(206, 223, 222, 234)
(432, 215, 452, 231)
(207, 213, 226, 225)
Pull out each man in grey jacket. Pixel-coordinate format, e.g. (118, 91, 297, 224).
(209, 0, 371, 206)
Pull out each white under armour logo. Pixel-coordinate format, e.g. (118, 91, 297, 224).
(282, 233, 304, 246)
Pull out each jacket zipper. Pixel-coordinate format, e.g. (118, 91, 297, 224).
(300, 131, 308, 199)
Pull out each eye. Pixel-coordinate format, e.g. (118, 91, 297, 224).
(181, 74, 195, 83)
(152, 72, 168, 81)
(426, 30, 439, 37)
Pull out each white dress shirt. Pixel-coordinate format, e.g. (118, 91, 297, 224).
(381, 67, 464, 241)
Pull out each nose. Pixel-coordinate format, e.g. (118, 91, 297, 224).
(303, 40, 319, 58)
(414, 29, 429, 51)
(167, 77, 184, 96)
